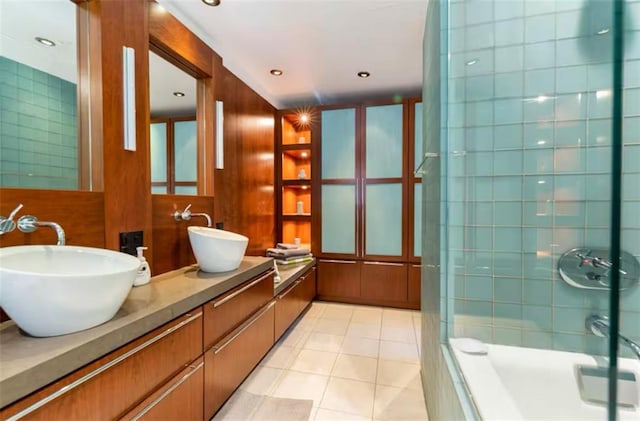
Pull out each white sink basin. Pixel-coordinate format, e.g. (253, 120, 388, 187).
(0, 245, 141, 337)
(188, 227, 248, 273)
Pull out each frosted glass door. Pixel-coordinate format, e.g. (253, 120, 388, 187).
(321, 185, 356, 254)
(365, 183, 403, 256)
(414, 183, 422, 257)
(365, 104, 403, 178)
(174, 120, 197, 183)
(150, 122, 167, 193)
(321, 108, 356, 179)
(414, 102, 423, 178)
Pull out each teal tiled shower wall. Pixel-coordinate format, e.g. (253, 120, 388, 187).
(0, 56, 78, 189)
(446, 0, 640, 357)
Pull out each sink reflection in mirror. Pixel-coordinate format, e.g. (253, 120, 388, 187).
(0, 245, 140, 337)
(187, 227, 248, 273)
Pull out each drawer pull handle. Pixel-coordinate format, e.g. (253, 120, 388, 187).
(5, 312, 203, 421)
(278, 279, 302, 299)
(363, 261, 404, 267)
(213, 270, 274, 308)
(319, 259, 357, 264)
(213, 301, 276, 355)
(128, 361, 204, 421)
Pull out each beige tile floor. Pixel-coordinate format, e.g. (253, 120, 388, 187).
(226, 301, 429, 421)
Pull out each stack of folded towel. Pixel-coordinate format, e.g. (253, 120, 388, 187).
(267, 243, 313, 265)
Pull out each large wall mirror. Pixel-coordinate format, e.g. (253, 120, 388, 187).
(0, 0, 89, 190)
(149, 51, 198, 195)
(148, 0, 218, 197)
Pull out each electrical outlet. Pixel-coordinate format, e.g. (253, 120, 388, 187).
(215, 222, 224, 230)
(119, 230, 143, 256)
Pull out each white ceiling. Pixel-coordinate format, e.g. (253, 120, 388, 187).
(149, 51, 197, 117)
(0, 0, 77, 83)
(1, 0, 426, 113)
(158, 0, 427, 108)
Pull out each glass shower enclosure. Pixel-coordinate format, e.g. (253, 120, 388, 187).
(421, 0, 640, 419)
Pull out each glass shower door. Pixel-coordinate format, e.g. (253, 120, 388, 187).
(430, 0, 639, 419)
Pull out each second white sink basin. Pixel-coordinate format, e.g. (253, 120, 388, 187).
(0, 245, 141, 337)
(188, 227, 248, 273)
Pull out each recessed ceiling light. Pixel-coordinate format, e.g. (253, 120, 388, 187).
(173, 91, 185, 97)
(299, 114, 309, 123)
(35, 37, 55, 47)
(270, 69, 283, 76)
(357, 71, 370, 78)
(465, 59, 478, 66)
(597, 28, 610, 35)
(301, 151, 308, 158)
(202, 0, 221, 6)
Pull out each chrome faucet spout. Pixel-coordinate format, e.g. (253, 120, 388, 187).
(174, 204, 211, 227)
(17, 215, 66, 245)
(191, 213, 212, 227)
(587, 314, 640, 360)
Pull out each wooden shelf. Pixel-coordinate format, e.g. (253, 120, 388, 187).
(282, 143, 312, 151)
(282, 179, 311, 187)
(283, 149, 311, 160)
(283, 214, 311, 221)
(278, 108, 314, 250)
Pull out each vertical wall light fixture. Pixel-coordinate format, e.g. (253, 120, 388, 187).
(215, 100, 224, 169)
(123, 46, 136, 151)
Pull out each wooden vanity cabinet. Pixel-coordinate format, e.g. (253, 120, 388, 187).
(408, 264, 421, 310)
(121, 357, 204, 421)
(274, 266, 317, 340)
(0, 310, 203, 421)
(360, 262, 408, 303)
(316, 260, 361, 298)
(204, 302, 275, 418)
(203, 270, 275, 350)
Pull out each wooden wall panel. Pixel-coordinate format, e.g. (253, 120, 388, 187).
(0, 188, 105, 248)
(148, 1, 214, 78)
(151, 194, 214, 275)
(214, 67, 276, 256)
(88, 0, 154, 267)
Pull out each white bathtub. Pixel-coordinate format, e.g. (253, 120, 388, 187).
(451, 341, 640, 420)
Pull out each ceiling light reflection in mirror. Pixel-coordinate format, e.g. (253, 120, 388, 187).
(0, 0, 80, 190)
(149, 51, 198, 195)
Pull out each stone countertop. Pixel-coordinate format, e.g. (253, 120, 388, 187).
(0, 256, 273, 408)
(274, 259, 316, 295)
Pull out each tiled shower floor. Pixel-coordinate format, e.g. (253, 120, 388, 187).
(217, 301, 429, 421)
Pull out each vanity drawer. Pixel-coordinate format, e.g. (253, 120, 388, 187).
(204, 301, 275, 418)
(120, 357, 204, 421)
(203, 270, 274, 350)
(274, 266, 316, 340)
(1, 310, 203, 421)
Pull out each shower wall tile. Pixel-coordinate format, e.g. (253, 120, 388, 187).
(494, 202, 522, 226)
(525, 42, 555, 69)
(623, 117, 640, 144)
(625, 60, 640, 87)
(622, 145, 640, 172)
(524, 69, 555, 96)
(495, 124, 523, 149)
(495, 277, 523, 303)
(0, 56, 78, 189)
(495, 19, 524, 47)
(447, 0, 640, 358)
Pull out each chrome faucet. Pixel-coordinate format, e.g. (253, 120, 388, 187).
(0, 204, 24, 234)
(586, 314, 640, 360)
(577, 249, 627, 276)
(17, 215, 66, 245)
(173, 204, 212, 227)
